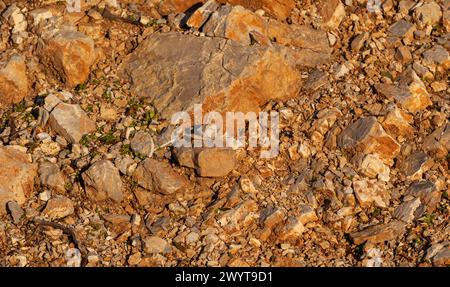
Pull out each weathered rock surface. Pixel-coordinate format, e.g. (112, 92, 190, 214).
(353, 179, 390, 208)
(7, 201, 24, 224)
(381, 106, 414, 141)
(119, 32, 302, 118)
(401, 152, 432, 180)
(133, 158, 187, 195)
(393, 197, 422, 223)
(358, 154, 390, 182)
(42, 196, 75, 219)
(375, 69, 432, 113)
(158, 0, 295, 20)
(82, 160, 123, 203)
(317, 0, 346, 29)
(350, 220, 406, 245)
(423, 123, 450, 159)
(130, 131, 154, 157)
(39, 162, 66, 193)
(174, 147, 237, 177)
(39, 30, 96, 88)
(0, 54, 28, 106)
(413, 2, 442, 28)
(143, 236, 171, 254)
(405, 181, 441, 213)
(0, 146, 37, 214)
(48, 103, 96, 144)
(338, 117, 400, 166)
(388, 20, 416, 44)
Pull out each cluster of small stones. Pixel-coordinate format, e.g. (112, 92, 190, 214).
(0, 0, 448, 267)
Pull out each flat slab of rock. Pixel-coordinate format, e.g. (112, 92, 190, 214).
(48, 103, 96, 144)
(119, 32, 301, 119)
(42, 196, 74, 220)
(0, 146, 37, 214)
(338, 116, 400, 166)
(0, 54, 28, 106)
(350, 220, 406, 245)
(133, 158, 187, 195)
(82, 160, 123, 203)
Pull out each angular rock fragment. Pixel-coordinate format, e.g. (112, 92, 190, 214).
(423, 123, 450, 159)
(298, 205, 318, 225)
(0, 146, 37, 214)
(405, 181, 441, 213)
(375, 69, 432, 113)
(48, 103, 96, 144)
(338, 117, 400, 165)
(0, 54, 28, 106)
(42, 196, 74, 220)
(350, 220, 406, 244)
(431, 247, 450, 266)
(388, 20, 416, 44)
(195, 148, 236, 177)
(133, 159, 187, 195)
(395, 45, 412, 63)
(39, 162, 66, 193)
(202, 5, 267, 45)
(187, 0, 221, 29)
(218, 0, 295, 19)
(413, 2, 442, 28)
(158, 0, 295, 20)
(351, 32, 369, 52)
(82, 160, 123, 203)
(353, 179, 390, 208)
(393, 197, 422, 223)
(358, 154, 390, 182)
(381, 106, 414, 141)
(2, 4, 27, 33)
(217, 200, 258, 233)
(401, 152, 433, 180)
(317, 0, 346, 29)
(277, 216, 305, 241)
(7, 201, 24, 224)
(130, 131, 154, 157)
(157, 0, 201, 15)
(39, 30, 96, 88)
(422, 45, 450, 69)
(143, 236, 171, 254)
(120, 33, 301, 119)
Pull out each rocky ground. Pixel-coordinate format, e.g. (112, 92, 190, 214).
(0, 0, 449, 267)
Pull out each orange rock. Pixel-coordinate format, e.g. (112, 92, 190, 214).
(376, 69, 432, 113)
(203, 5, 268, 45)
(350, 220, 406, 244)
(382, 106, 414, 142)
(0, 146, 37, 214)
(218, 0, 295, 20)
(159, 0, 295, 20)
(317, 0, 346, 29)
(338, 117, 400, 166)
(40, 30, 96, 88)
(0, 54, 28, 107)
(158, 0, 203, 15)
(120, 33, 302, 118)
